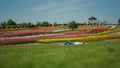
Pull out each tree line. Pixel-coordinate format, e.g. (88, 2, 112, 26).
(0, 19, 120, 30)
(0, 19, 61, 29)
(0, 19, 78, 29)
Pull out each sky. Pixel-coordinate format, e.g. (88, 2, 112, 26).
(0, 0, 120, 24)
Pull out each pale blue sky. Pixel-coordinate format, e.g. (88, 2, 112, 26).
(0, 0, 120, 24)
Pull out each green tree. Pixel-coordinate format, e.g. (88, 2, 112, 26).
(28, 22, 34, 28)
(63, 23, 68, 26)
(49, 24, 52, 26)
(22, 22, 29, 28)
(118, 19, 120, 25)
(36, 21, 42, 27)
(23, 22, 35, 28)
(53, 22, 58, 26)
(7, 19, 16, 28)
(68, 21, 78, 31)
(16, 24, 22, 28)
(42, 21, 49, 26)
(1, 22, 6, 28)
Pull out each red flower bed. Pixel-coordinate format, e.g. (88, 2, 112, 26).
(92, 28, 109, 33)
(0, 30, 54, 37)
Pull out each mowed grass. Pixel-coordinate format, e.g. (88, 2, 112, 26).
(0, 41, 120, 68)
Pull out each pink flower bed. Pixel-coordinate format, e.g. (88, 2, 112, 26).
(0, 30, 54, 37)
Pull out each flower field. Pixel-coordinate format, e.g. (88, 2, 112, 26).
(0, 30, 54, 37)
(0, 25, 120, 45)
(0, 34, 89, 45)
(37, 33, 120, 43)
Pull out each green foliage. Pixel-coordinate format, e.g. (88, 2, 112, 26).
(36, 21, 42, 27)
(63, 23, 68, 26)
(0, 22, 6, 28)
(118, 19, 120, 25)
(6, 19, 16, 28)
(53, 22, 58, 26)
(22, 23, 29, 28)
(17, 22, 35, 28)
(42, 21, 49, 26)
(68, 21, 78, 30)
(0, 41, 120, 68)
(49, 23, 52, 26)
(28, 22, 35, 28)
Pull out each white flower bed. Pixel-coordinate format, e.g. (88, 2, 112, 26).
(53, 29, 70, 32)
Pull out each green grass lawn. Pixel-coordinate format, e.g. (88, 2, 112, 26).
(0, 41, 120, 68)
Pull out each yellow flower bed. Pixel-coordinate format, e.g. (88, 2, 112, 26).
(37, 35, 120, 43)
(97, 30, 114, 35)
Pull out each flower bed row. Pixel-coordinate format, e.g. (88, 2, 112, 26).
(0, 28, 30, 33)
(63, 30, 91, 35)
(91, 28, 110, 33)
(78, 25, 110, 33)
(31, 26, 68, 30)
(0, 30, 55, 37)
(0, 34, 89, 45)
(97, 29, 120, 35)
(78, 25, 109, 30)
(53, 29, 70, 32)
(1, 32, 120, 45)
(37, 33, 120, 43)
